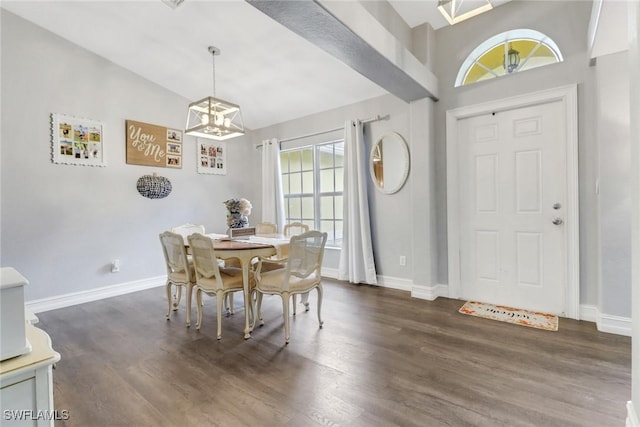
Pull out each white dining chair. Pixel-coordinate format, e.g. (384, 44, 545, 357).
(188, 233, 253, 339)
(284, 222, 309, 237)
(255, 222, 277, 235)
(159, 231, 197, 327)
(171, 223, 205, 241)
(284, 222, 312, 313)
(171, 224, 237, 314)
(253, 230, 327, 344)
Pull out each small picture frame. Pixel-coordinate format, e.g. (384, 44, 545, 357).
(166, 142, 182, 155)
(167, 128, 182, 143)
(166, 155, 182, 168)
(197, 140, 227, 175)
(51, 113, 105, 167)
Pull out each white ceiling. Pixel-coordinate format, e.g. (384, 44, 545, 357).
(1, 0, 442, 131)
(2, 1, 513, 130)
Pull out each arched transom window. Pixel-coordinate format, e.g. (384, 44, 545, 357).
(455, 29, 563, 87)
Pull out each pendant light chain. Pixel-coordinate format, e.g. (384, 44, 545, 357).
(211, 52, 216, 98)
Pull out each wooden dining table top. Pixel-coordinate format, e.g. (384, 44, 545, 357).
(207, 233, 288, 250)
(182, 233, 286, 249)
(211, 239, 276, 250)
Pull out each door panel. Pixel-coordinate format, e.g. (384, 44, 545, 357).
(458, 101, 566, 314)
(475, 230, 499, 282)
(475, 155, 498, 212)
(516, 232, 542, 287)
(515, 150, 542, 213)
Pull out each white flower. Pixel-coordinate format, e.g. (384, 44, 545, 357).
(238, 198, 252, 216)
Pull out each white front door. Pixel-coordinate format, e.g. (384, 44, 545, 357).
(457, 100, 567, 314)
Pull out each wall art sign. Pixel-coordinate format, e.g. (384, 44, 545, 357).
(197, 140, 227, 175)
(51, 113, 105, 166)
(126, 119, 182, 168)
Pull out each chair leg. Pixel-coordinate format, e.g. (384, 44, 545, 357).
(301, 291, 310, 312)
(185, 284, 192, 327)
(228, 293, 235, 315)
(256, 291, 264, 327)
(216, 291, 224, 340)
(223, 293, 234, 316)
(248, 291, 255, 328)
(292, 294, 297, 316)
(316, 285, 323, 328)
(165, 282, 172, 319)
(195, 289, 204, 330)
(173, 286, 182, 310)
(281, 292, 291, 344)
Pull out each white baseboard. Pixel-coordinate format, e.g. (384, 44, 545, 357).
(599, 313, 632, 336)
(579, 304, 599, 323)
(376, 275, 413, 291)
(26, 276, 166, 313)
(321, 267, 339, 280)
(26, 270, 412, 313)
(628, 401, 640, 427)
(579, 304, 631, 336)
(320, 272, 449, 301)
(411, 283, 449, 301)
(321, 269, 413, 291)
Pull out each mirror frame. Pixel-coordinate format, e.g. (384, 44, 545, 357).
(369, 132, 410, 194)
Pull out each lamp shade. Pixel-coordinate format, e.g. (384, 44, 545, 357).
(185, 96, 244, 141)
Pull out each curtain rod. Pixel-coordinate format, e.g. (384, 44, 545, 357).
(255, 114, 389, 149)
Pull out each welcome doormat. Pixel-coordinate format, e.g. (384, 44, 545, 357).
(459, 301, 558, 331)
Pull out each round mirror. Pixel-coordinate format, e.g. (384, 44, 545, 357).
(370, 132, 410, 194)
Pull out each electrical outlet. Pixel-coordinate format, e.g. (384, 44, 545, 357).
(399, 256, 406, 266)
(111, 259, 120, 273)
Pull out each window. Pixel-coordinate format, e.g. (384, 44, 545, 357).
(455, 29, 563, 87)
(280, 140, 344, 247)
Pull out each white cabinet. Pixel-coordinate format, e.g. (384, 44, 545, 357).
(0, 267, 29, 361)
(0, 325, 61, 426)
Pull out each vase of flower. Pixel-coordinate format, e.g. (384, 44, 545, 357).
(228, 212, 249, 229)
(224, 198, 252, 229)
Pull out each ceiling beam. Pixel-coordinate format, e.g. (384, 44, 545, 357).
(246, 0, 439, 102)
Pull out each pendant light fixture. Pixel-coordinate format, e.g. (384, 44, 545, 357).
(503, 42, 520, 74)
(437, 0, 493, 25)
(185, 46, 244, 140)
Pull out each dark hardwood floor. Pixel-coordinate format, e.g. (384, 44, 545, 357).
(37, 279, 630, 426)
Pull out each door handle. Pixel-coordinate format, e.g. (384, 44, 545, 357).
(552, 218, 563, 225)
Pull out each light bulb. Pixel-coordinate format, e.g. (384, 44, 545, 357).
(224, 118, 231, 128)
(214, 113, 224, 126)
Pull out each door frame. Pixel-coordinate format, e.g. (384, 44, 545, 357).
(446, 84, 580, 319)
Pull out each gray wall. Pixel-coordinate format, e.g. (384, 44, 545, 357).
(594, 51, 631, 317)
(433, 0, 609, 309)
(0, 10, 253, 300)
(249, 94, 436, 286)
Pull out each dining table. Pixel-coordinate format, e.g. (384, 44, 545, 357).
(199, 233, 290, 339)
